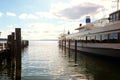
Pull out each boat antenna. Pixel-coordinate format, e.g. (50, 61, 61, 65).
(113, 0, 119, 10)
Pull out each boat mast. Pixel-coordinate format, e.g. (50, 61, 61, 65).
(117, 0, 119, 10)
(113, 0, 119, 10)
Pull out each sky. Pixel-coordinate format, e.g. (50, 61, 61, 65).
(0, 0, 118, 40)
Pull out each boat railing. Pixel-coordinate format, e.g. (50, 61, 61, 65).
(106, 20, 120, 26)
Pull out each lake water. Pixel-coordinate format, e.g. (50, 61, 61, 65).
(0, 41, 120, 80)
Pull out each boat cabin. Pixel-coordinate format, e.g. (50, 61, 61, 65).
(109, 10, 120, 22)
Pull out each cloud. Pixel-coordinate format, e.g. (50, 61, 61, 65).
(36, 12, 58, 19)
(7, 24, 20, 28)
(21, 22, 80, 40)
(6, 12, 16, 16)
(19, 13, 38, 19)
(17, 0, 111, 21)
(0, 12, 3, 17)
(48, 0, 115, 20)
(0, 29, 15, 38)
(0, 21, 82, 40)
(51, 2, 104, 19)
(21, 23, 56, 40)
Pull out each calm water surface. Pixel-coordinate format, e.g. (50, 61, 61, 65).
(0, 41, 120, 80)
(22, 41, 72, 80)
(21, 41, 120, 80)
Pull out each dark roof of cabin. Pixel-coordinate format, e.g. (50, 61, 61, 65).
(109, 10, 120, 15)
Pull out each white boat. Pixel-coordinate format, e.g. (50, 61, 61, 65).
(59, 10, 120, 58)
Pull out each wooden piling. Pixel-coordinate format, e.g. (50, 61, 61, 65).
(7, 35, 12, 67)
(64, 39, 66, 55)
(0, 28, 29, 80)
(60, 40, 62, 47)
(15, 28, 21, 80)
(11, 32, 15, 68)
(68, 40, 70, 59)
(75, 40, 77, 64)
(62, 40, 63, 50)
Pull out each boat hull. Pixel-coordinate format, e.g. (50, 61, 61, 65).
(77, 47, 120, 58)
(64, 42, 120, 58)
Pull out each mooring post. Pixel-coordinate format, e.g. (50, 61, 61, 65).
(11, 32, 15, 69)
(10, 32, 15, 80)
(26, 40, 29, 47)
(75, 40, 77, 64)
(62, 40, 63, 49)
(11, 33, 14, 64)
(60, 40, 62, 47)
(68, 40, 71, 59)
(64, 39, 66, 56)
(15, 28, 21, 80)
(7, 35, 12, 67)
(58, 40, 60, 47)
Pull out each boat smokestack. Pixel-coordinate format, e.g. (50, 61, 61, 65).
(86, 16, 91, 24)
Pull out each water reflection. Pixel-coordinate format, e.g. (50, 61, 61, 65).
(1, 41, 120, 80)
(67, 49, 120, 80)
(0, 46, 28, 80)
(22, 41, 120, 80)
(0, 52, 16, 80)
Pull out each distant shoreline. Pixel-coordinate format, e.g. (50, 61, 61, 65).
(0, 38, 58, 41)
(29, 39, 58, 41)
(0, 38, 7, 41)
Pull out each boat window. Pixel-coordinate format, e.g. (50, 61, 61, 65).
(81, 37, 83, 40)
(83, 36, 87, 42)
(110, 15, 112, 22)
(91, 35, 95, 43)
(78, 37, 83, 42)
(116, 12, 119, 21)
(114, 14, 116, 21)
(109, 33, 118, 43)
(109, 33, 118, 39)
(118, 33, 120, 42)
(119, 33, 120, 40)
(75, 37, 78, 40)
(76, 37, 79, 40)
(80, 37, 82, 42)
(96, 34, 101, 43)
(83, 36, 86, 40)
(102, 34, 108, 43)
(79, 37, 82, 42)
(87, 36, 91, 42)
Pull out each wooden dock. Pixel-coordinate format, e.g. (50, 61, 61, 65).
(0, 28, 29, 80)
